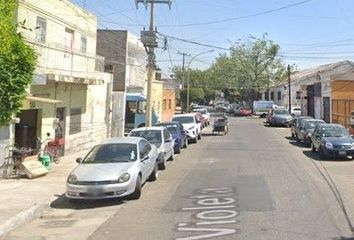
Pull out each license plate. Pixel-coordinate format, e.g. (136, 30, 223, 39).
(338, 151, 346, 155)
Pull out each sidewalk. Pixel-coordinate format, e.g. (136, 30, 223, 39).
(0, 150, 87, 237)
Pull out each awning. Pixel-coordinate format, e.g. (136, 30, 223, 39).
(25, 96, 62, 104)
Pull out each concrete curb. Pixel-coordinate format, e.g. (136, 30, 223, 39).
(0, 203, 48, 237)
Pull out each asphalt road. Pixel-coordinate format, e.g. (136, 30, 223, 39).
(4, 117, 354, 240)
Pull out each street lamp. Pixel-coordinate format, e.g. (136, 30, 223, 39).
(186, 49, 214, 112)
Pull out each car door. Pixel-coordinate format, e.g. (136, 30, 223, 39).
(139, 139, 151, 182)
(312, 126, 322, 149)
(163, 128, 173, 158)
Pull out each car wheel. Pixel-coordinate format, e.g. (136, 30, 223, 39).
(183, 139, 188, 148)
(319, 147, 327, 160)
(311, 143, 316, 153)
(304, 138, 310, 147)
(175, 145, 181, 154)
(169, 150, 175, 161)
(130, 175, 142, 200)
(158, 155, 166, 170)
(291, 132, 295, 138)
(148, 162, 158, 181)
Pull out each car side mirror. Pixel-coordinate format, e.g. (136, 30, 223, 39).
(76, 157, 82, 163)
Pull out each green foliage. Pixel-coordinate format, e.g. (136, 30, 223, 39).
(0, 0, 37, 125)
(180, 88, 205, 110)
(173, 34, 287, 105)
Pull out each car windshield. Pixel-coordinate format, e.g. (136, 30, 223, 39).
(322, 126, 350, 137)
(274, 109, 289, 115)
(166, 126, 178, 134)
(172, 116, 194, 124)
(83, 143, 137, 163)
(130, 130, 162, 144)
(305, 121, 324, 130)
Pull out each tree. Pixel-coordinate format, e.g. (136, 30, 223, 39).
(0, 0, 37, 125)
(180, 88, 205, 110)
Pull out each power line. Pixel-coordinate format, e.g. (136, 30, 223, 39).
(158, 0, 313, 27)
(159, 32, 229, 50)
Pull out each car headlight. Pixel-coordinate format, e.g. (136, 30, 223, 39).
(117, 173, 130, 183)
(307, 132, 312, 137)
(67, 174, 78, 184)
(325, 142, 333, 149)
(351, 143, 354, 148)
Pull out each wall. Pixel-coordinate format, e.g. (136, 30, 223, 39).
(150, 80, 163, 122)
(18, 0, 100, 79)
(162, 89, 176, 122)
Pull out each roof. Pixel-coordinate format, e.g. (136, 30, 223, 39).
(126, 93, 146, 101)
(129, 126, 164, 132)
(155, 121, 180, 126)
(100, 137, 142, 145)
(172, 113, 196, 118)
(270, 60, 354, 88)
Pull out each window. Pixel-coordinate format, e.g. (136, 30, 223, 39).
(35, 17, 46, 43)
(270, 92, 274, 100)
(70, 107, 82, 135)
(264, 92, 269, 100)
(296, 91, 301, 100)
(104, 64, 113, 73)
(163, 99, 167, 110)
(277, 91, 281, 100)
(163, 129, 171, 141)
(80, 36, 87, 53)
(168, 99, 172, 109)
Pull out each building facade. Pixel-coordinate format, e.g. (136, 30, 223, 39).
(9, 0, 112, 159)
(261, 61, 354, 122)
(97, 30, 146, 136)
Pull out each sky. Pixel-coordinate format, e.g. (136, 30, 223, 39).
(71, 0, 354, 77)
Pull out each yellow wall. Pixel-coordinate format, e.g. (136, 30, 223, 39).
(147, 80, 163, 122)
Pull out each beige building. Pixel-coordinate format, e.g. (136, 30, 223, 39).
(9, 0, 112, 158)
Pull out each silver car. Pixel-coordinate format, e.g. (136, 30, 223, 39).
(66, 137, 158, 200)
(129, 126, 174, 170)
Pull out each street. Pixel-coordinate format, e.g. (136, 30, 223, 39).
(3, 116, 354, 240)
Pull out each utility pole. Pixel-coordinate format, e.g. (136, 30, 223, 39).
(288, 64, 291, 114)
(136, 0, 171, 127)
(177, 52, 189, 113)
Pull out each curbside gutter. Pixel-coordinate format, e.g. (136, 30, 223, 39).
(0, 203, 48, 237)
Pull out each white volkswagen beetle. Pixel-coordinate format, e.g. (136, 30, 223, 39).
(66, 137, 158, 200)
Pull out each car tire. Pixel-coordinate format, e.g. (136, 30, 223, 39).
(291, 132, 295, 138)
(169, 150, 175, 161)
(183, 139, 188, 148)
(158, 155, 166, 170)
(175, 145, 181, 154)
(319, 147, 327, 160)
(198, 133, 201, 140)
(304, 139, 310, 147)
(148, 162, 158, 181)
(311, 143, 316, 153)
(130, 175, 142, 200)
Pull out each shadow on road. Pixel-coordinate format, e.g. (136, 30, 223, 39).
(332, 237, 354, 240)
(303, 150, 352, 162)
(50, 193, 127, 210)
(289, 140, 305, 148)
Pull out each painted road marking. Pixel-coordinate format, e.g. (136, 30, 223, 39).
(176, 187, 240, 240)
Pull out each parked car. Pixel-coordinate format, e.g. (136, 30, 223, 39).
(296, 119, 326, 146)
(66, 137, 158, 200)
(291, 106, 302, 117)
(172, 113, 202, 143)
(311, 124, 354, 160)
(129, 127, 174, 170)
(192, 108, 210, 126)
(154, 121, 188, 153)
(269, 108, 292, 127)
(235, 107, 252, 116)
(294, 116, 314, 139)
(290, 116, 313, 138)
